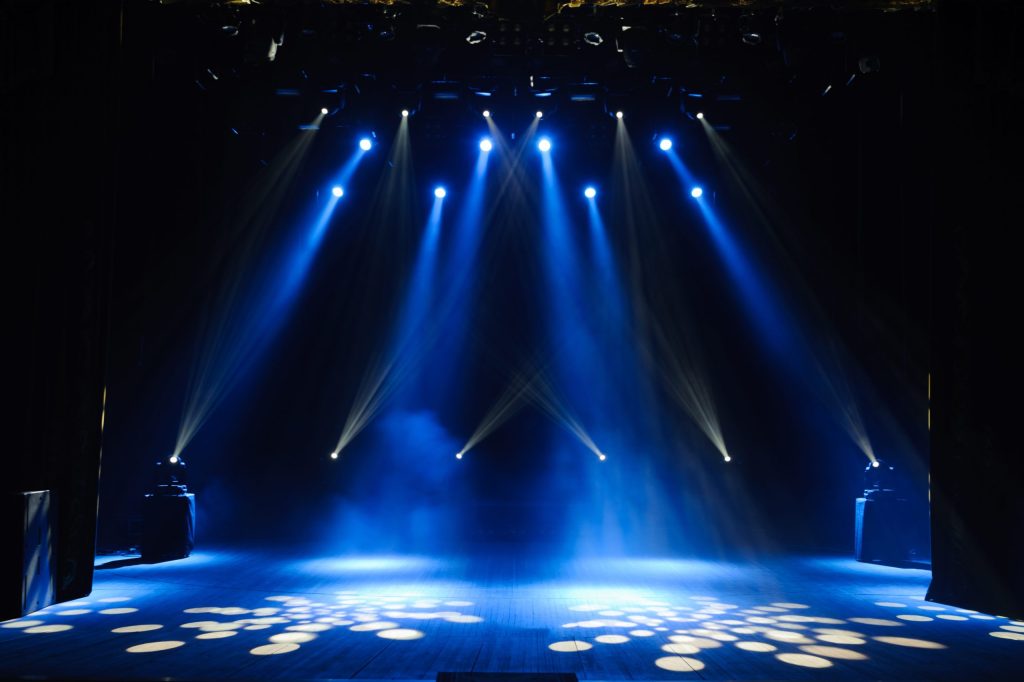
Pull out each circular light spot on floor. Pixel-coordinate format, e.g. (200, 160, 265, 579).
(444, 600, 473, 607)
(1000, 625, 1024, 633)
(100, 608, 138, 615)
(351, 621, 400, 632)
(730, 627, 757, 635)
(970, 614, 996, 620)
(24, 624, 73, 634)
(849, 618, 903, 627)
(250, 643, 300, 655)
(799, 645, 867, 660)
(377, 628, 425, 640)
(245, 624, 272, 630)
(55, 609, 90, 616)
(113, 624, 163, 633)
(598, 610, 625, 616)
(764, 630, 813, 644)
(184, 607, 217, 614)
(271, 632, 317, 644)
(776, 653, 833, 668)
(196, 631, 237, 640)
(662, 643, 701, 655)
(98, 597, 132, 603)
(817, 634, 866, 645)
(127, 640, 185, 653)
(771, 603, 809, 609)
(746, 617, 777, 625)
(445, 614, 483, 623)
(654, 656, 705, 672)
(918, 605, 945, 611)
(198, 623, 238, 632)
(990, 631, 1024, 641)
(549, 640, 593, 652)
(735, 641, 776, 652)
(180, 621, 218, 629)
(897, 614, 933, 622)
(630, 629, 655, 637)
(2, 620, 45, 629)
(218, 607, 249, 616)
(874, 636, 947, 649)
(814, 628, 866, 637)
(595, 635, 630, 644)
(937, 614, 969, 621)
(875, 602, 906, 608)
(286, 623, 331, 632)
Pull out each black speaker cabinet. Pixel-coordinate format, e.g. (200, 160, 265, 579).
(141, 493, 195, 561)
(1, 491, 57, 620)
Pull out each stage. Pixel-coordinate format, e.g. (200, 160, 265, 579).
(2, 550, 1022, 680)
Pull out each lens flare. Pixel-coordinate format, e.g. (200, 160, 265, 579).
(535, 110, 543, 119)
(359, 138, 373, 151)
(401, 109, 409, 117)
(331, 186, 344, 198)
(696, 112, 705, 120)
(584, 186, 597, 199)
(479, 138, 493, 152)
(434, 186, 447, 199)
(169, 455, 179, 465)
(329, 451, 339, 460)
(615, 111, 624, 119)
(659, 138, 673, 151)
(482, 110, 491, 118)
(320, 107, 328, 115)
(690, 186, 703, 198)
(538, 137, 552, 153)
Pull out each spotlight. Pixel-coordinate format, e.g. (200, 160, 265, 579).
(330, 451, 339, 460)
(320, 107, 329, 115)
(598, 453, 607, 461)
(456, 452, 464, 460)
(615, 110, 624, 119)
(584, 186, 597, 199)
(583, 32, 603, 46)
(401, 109, 410, 118)
(690, 186, 703, 198)
(434, 186, 447, 199)
(537, 137, 552, 152)
(871, 460, 880, 468)
(479, 137, 493, 152)
(535, 110, 543, 119)
(724, 455, 732, 463)
(696, 112, 705, 120)
(466, 30, 487, 45)
(169, 455, 180, 465)
(331, 186, 344, 198)
(482, 110, 491, 118)
(659, 137, 673, 151)
(359, 138, 373, 151)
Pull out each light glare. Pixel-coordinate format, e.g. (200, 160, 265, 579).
(330, 452, 339, 460)
(320, 107, 328, 115)
(690, 186, 703, 198)
(169, 455, 179, 465)
(659, 138, 673, 151)
(456, 452, 464, 460)
(359, 138, 373, 151)
(479, 138, 493, 152)
(331, 186, 344, 198)
(401, 109, 409, 117)
(584, 186, 597, 199)
(434, 186, 447, 199)
(538, 137, 552, 152)
(535, 110, 543, 119)
(696, 112, 705, 120)
(615, 111, 623, 119)
(482, 110, 491, 118)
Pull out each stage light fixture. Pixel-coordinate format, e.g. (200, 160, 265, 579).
(724, 455, 732, 462)
(659, 138, 673, 151)
(359, 138, 373, 151)
(584, 32, 603, 46)
(871, 460, 880, 468)
(466, 30, 487, 45)
(598, 453, 607, 461)
(483, 110, 491, 118)
(690, 186, 703, 198)
(320, 107, 328, 115)
(169, 455, 180, 465)
(537, 137, 552, 152)
(615, 111, 624, 119)
(584, 186, 597, 199)
(330, 451, 339, 460)
(456, 451, 464, 460)
(401, 109, 410, 118)
(696, 112, 705, 120)
(331, 186, 344, 198)
(535, 110, 543, 119)
(434, 186, 447, 199)
(479, 137, 493, 152)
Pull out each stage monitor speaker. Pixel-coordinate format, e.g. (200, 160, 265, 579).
(141, 492, 195, 561)
(0, 491, 57, 620)
(855, 496, 912, 565)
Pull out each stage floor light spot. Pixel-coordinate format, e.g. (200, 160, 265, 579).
(776, 653, 833, 668)
(271, 632, 317, 643)
(970, 614, 997, 620)
(24, 624, 73, 634)
(735, 641, 776, 652)
(662, 643, 700, 655)
(97, 597, 132, 603)
(817, 634, 866, 645)
(54, 609, 90, 616)
(245, 624, 272, 630)
(286, 623, 332, 632)
(771, 602, 810, 609)
(198, 623, 238, 632)
(250, 642, 300, 656)
(897, 614, 933, 622)
(936, 614, 969, 621)
(629, 629, 655, 637)
(127, 640, 185, 653)
(1000, 625, 1024, 633)
(654, 655, 705, 672)
(377, 628, 425, 640)
(351, 621, 400, 631)
(196, 631, 237, 640)
(549, 640, 592, 652)
(799, 644, 868, 660)
(2, 620, 45, 629)
(444, 601, 474, 607)
(100, 608, 138, 615)
(875, 601, 907, 608)
(112, 624, 163, 633)
(874, 636, 947, 649)
(849, 618, 903, 626)
(990, 631, 1024, 641)
(444, 614, 483, 623)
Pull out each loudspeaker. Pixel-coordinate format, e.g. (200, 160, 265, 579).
(1, 491, 57, 620)
(141, 492, 195, 561)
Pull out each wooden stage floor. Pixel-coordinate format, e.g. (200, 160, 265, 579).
(2, 550, 1022, 680)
